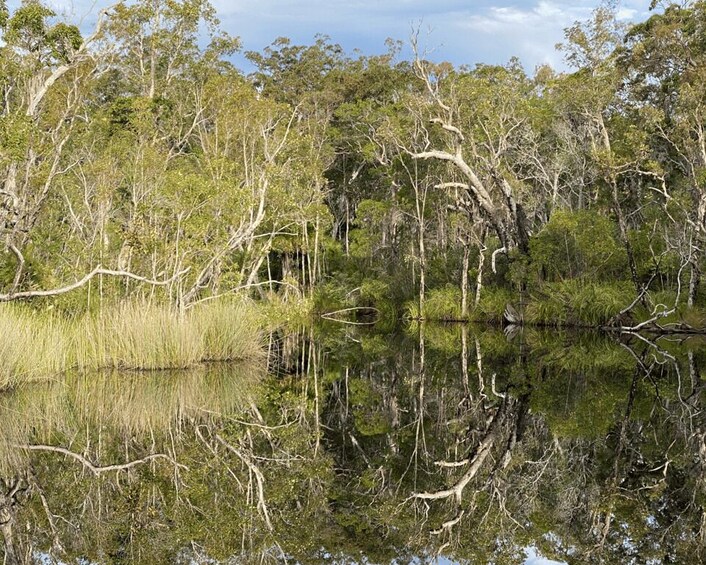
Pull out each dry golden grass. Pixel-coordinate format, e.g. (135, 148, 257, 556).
(0, 306, 69, 388)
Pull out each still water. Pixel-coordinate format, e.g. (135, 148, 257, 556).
(0, 324, 704, 564)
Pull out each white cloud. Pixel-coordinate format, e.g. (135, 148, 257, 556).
(616, 7, 638, 20)
(5, 0, 656, 72)
(444, 0, 652, 70)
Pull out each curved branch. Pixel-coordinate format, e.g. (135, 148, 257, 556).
(409, 149, 496, 215)
(430, 118, 465, 143)
(0, 266, 190, 302)
(26, 4, 116, 117)
(320, 307, 380, 325)
(13, 444, 186, 475)
(214, 434, 274, 531)
(8, 244, 24, 294)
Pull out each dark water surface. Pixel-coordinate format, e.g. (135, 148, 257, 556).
(0, 324, 704, 564)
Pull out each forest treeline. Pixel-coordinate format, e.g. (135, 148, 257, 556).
(2, 0, 706, 330)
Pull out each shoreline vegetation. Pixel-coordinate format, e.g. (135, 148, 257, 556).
(3, 280, 702, 391)
(401, 281, 706, 333)
(0, 300, 266, 389)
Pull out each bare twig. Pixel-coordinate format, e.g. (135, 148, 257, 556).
(214, 434, 274, 531)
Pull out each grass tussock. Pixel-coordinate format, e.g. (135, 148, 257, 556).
(406, 285, 465, 321)
(0, 307, 70, 388)
(81, 300, 266, 371)
(0, 300, 265, 388)
(472, 288, 515, 324)
(525, 281, 634, 327)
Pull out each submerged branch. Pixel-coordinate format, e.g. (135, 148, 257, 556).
(320, 307, 380, 325)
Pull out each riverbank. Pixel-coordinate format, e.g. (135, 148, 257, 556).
(402, 281, 706, 333)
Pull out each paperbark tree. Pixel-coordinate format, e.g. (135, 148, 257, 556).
(404, 41, 534, 257)
(621, 1, 706, 307)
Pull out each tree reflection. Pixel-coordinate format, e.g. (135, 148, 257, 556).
(0, 327, 704, 563)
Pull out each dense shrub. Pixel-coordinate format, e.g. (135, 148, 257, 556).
(530, 210, 627, 282)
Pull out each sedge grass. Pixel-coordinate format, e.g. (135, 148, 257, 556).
(406, 286, 465, 321)
(0, 299, 265, 388)
(0, 306, 70, 388)
(195, 300, 264, 362)
(82, 303, 204, 370)
(525, 281, 634, 327)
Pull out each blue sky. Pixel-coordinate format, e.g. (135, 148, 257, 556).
(13, 0, 653, 71)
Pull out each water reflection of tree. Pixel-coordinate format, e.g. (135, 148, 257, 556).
(314, 326, 706, 563)
(1, 327, 705, 563)
(0, 363, 268, 563)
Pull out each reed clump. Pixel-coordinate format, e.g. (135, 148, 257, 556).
(195, 300, 264, 362)
(406, 285, 464, 321)
(79, 300, 265, 371)
(0, 300, 265, 388)
(0, 306, 70, 388)
(80, 303, 204, 370)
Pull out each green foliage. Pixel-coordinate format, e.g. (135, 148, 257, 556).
(259, 294, 313, 329)
(358, 278, 397, 329)
(2, 0, 706, 342)
(5, 2, 55, 43)
(530, 210, 627, 282)
(348, 199, 393, 260)
(525, 280, 634, 326)
(45, 21, 82, 62)
(0, 1, 8, 29)
(312, 282, 348, 314)
(473, 287, 514, 323)
(406, 285, 464, 321)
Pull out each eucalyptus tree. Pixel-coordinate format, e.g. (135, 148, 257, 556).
(553, 6, 653, 296)
(0, 0, 329, 307)
(0, 0, 222, 303)
(401, 50, 540, 259)
(0, 0, 116, 299)
(620, 0, 706, 306)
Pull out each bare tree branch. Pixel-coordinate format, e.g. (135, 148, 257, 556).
(13, 444, 187, 475)
(214, 434, 274, 531)
(0, 266, 190, 302)
(26, 4, 117, 117)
